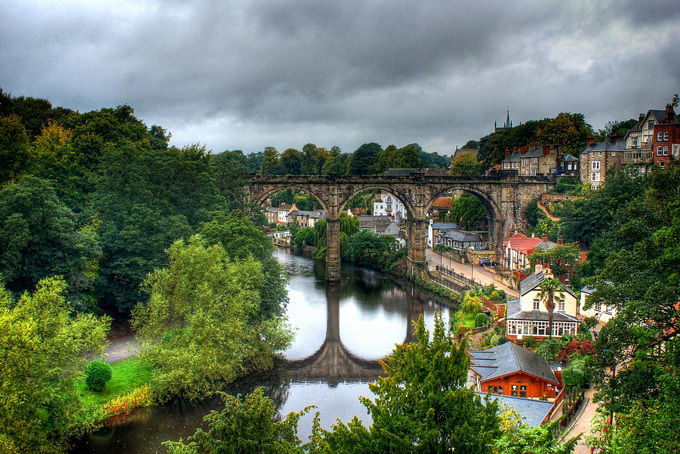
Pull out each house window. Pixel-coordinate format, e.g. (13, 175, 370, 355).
(533, 298, 540, 310)
(660, 161, 666, 169)
(664, 132, 669, 141)
(663, 146, 668, 156)
(498, 386, 504, 394)
(592, 172, 600, 181)
(533, 158, 538, 164)
(658, 132, 663, 141)
(657, 146, 663, 156)
(611, 152, 616, 157)
(649, 120, 655, 128)
(592, 161, 600, 170)
(511, 385, 518, 397)
(520, 385, 527, 398)
(558, 300, 565, 311)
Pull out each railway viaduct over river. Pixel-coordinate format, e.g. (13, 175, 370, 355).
(247, 174, 554, 281)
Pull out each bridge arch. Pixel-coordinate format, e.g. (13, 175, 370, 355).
(252, 185, 329, 213)
(424, 185, 503, 250)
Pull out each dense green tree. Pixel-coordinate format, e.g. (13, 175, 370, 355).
(449, 151, 486, 176)
(0, 176, 100, 310)
(323, 313, 502, 453)
(0, 277, 109, 454)
(0, 114, 32, 182)
(493, 419, 579, 454)
(536, 112, 593, 156)
(163, 387, 310, 454)
(281, 148, 304, 175)
(199, 210, 288, 320)
(132, 237, 292, 402)
(387, 143, 422, 169)
(348, 142, 382, 175)
(209, 150, 250, 212)
(448, 193, 487, 229)
(321, 152, 350, 175)
(584, 167, 680, 451)
(260, 147, 286, 175)
(419, 150, 450, 168)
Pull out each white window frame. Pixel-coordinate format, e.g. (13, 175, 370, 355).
(592, 160, 600, 170)
(664, 132, 669, 141)
(658, 132, 663, 141)
(663, 146, 668, 156)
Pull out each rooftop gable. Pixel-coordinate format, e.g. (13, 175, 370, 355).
(469, 342, 558, 385)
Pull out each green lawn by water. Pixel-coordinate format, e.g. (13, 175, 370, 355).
(78, 357, 151, 410)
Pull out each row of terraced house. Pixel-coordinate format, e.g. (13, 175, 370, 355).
(498, 103, 680, 188)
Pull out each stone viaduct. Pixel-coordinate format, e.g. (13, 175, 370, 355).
(247, 174, 554, 281)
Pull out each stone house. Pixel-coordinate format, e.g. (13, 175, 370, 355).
(579, 137, 626, 188)
(288, 206, 326, 228)
(506, 265, 580, 341)
(503, 232, 555, 271)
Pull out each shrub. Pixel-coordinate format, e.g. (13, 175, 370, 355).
(85, 360, 113, 392)
(475, 313, 488, 328)
(522, 337, 538, 350)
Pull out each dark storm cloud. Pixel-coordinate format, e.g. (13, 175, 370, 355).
(1, 0, 678, 154)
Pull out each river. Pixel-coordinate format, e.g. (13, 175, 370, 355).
(72, 248, 455, 453)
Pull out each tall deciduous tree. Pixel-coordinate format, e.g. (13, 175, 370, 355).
(0, 277, 109, 454)
(348, 142, 382, 175)
(322, 313, 502, 453)
(0, 176, 101, 310)
(198, 210, 288, 320)
(132, 237, 292, 402)
(449, 151, 486, 176)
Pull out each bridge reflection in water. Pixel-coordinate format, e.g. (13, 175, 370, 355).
(273, 247, 454, 437)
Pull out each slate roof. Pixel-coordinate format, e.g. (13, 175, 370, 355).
(560, 154, 579, 162)
(519, 271, 577, 298)
(521, 147, 545, 158)
(383, 222, 401, 236)
(649, 109, 680, 125)
(506, 299, 580, 323)
(469, 342, 559, 385)
(502, 152, 521, 163)
(442, 230, 481, 243)
(431, 223, 460, 230)
(580, 139, 626, 155)
(477, 393, 555, 427)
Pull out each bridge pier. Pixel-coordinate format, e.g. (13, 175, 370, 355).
(326, 217, 341, 282)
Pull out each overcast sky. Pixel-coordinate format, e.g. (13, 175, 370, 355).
(2, 0, 679, 156)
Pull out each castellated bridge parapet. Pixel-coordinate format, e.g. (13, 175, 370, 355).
(246, 174, 554, 281)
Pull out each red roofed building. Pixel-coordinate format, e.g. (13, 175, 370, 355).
(503, 232, 545, 271)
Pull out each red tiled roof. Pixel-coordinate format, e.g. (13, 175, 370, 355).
(431, 197, 452, 209)
(507, 233, 543, 255)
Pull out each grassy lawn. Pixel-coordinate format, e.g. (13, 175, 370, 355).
(457, 312, 477, 328)
(78, 357, 152, 410)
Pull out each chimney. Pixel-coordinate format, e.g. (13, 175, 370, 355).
(558, 234, 564, 245)
(535, 261, 543, 273)
(543, 145, 550, 155)
(520, 146, 529, 154)
(313, 205, 317, 211)
(542, 233, 548, 241)
(280, 202, 285, 208)
(666, 104, 675, 123)
(587, 135, 595, 146)
(505, 148, 511, 158)
(544, 264, 553, 279)
(639, 113, 645, 123)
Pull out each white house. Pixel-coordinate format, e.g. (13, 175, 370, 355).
(373, 192, 407, 221)
(579, 286, 616, 323)
(506, 265, 580, 341)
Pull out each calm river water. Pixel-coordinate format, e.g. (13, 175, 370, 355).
(72, 248, 454, 453)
